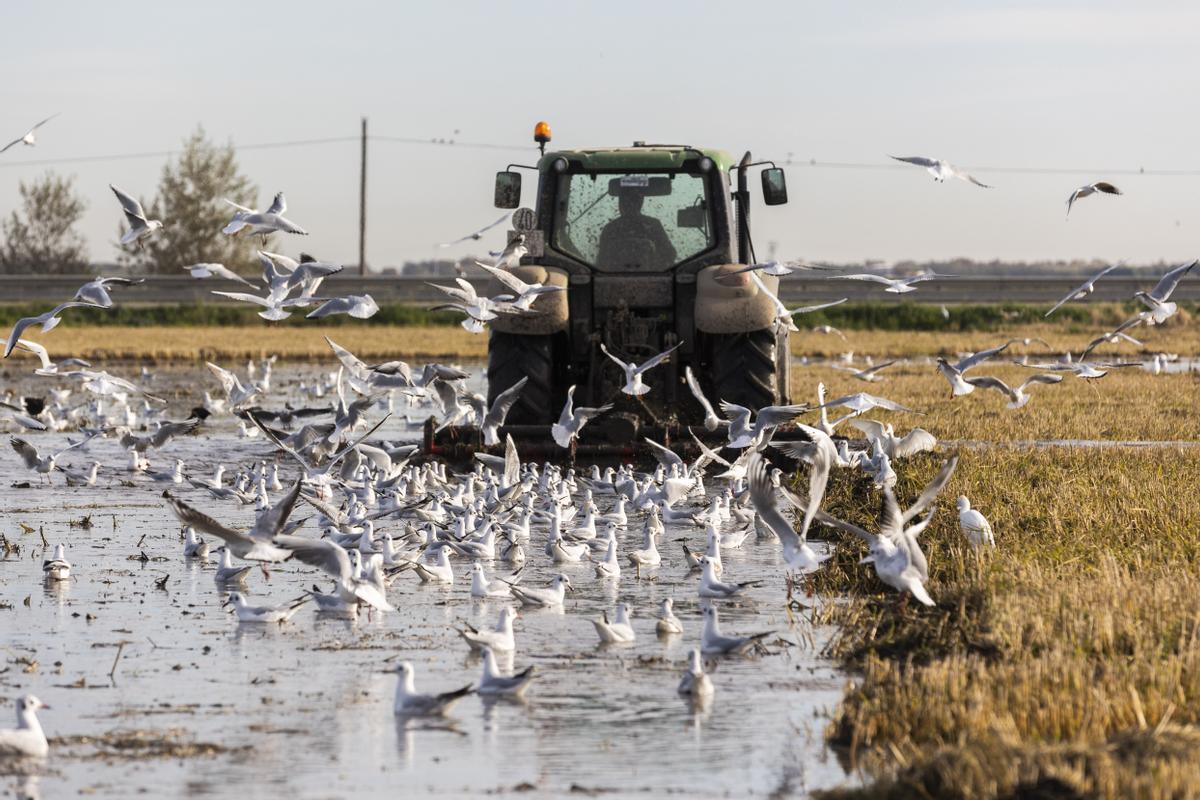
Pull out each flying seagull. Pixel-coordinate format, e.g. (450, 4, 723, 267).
(223, 192, 308, 241)
(111, 185, 163, 248)
(184, 263, 258, 289)
(889, 155, 992, 188)
(1044, 263, 1121, 317)
(600, 342, 681, 396)
(0, 114, 59, 154)
(1066, 182, 1121, 217)
(438, 213, 511, 247)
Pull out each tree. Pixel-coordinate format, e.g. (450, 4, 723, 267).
(0, 172, 88, 274)
(117, 127, 265, 274)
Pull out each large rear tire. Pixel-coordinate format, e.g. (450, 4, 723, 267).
(708, 328, 778, 410)
(486, 331, 556, 425)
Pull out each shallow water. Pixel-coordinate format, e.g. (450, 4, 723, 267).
(0, 364, 854, 799)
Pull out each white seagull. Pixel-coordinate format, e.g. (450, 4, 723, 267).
(477, 646, 536, 697)
(184, 263, 258, 288)
(222, 591, 310, 623)
(111, 184, 163, 248)
(1066, 181, 1121, 217)
(1, 114, 59, 154)
(592, 602, 635, 644)
(42, 544, 71, 581)
(72, 276, 144, 308)
(964, 373, 1063, 409)
(551, 386, 612, 448)
(0, 696, 50, 759)
(223, 192, 308, 240)
(392, 662, 473, 716)
(700, 606, 770, 656)
(829, 271, 952, 294)
(957, 496, 995, 547)
(438, 214, 511, 248)
(677, 649, 714, 700)
(600, 342, 681, 396)
(889, 155, 992, 187)
(1044, 264, 1121, 317)
(1134, 260, 1197, 325)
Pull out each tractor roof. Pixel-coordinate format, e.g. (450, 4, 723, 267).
(538, 144, 737, 173)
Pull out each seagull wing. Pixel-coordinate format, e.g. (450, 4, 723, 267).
(273, 535, 352, 582)
(266, 192, 286, 215)
(1016, 373, 1064, 392)
(813, 508, 875, 544)
(474, 261, 530, 294)
(748, 452, 802, 546)
(599, 343, 629, 371)
(252, 480, 304, 539)
(954, 342, 1010, 373)
(642, 437, 684, 471)
(109, 184, 146, 219)
(786, 297, 848, 317)
(684, 366, 718, 419)
(484, 376, 528, 430)
(163, 491, 251, 548)
(901, 454, 958, 524)
(963, 375, 1018, 403)
(634, 342, 682, 375)
(829, 273, 893, 286)
(755, 404, 808, 429)
(893, 428, 937, 459)
(889, 155, 937, 168)
(1148, 259, 1197, 302)
(10, 437, 41, 469)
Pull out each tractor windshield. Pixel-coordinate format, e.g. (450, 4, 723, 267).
(552, 171, 713, 271)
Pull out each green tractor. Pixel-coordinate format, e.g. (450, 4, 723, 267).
(430, 124, 794, 460)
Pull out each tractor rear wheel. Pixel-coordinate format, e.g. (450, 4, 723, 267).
(708, 328, 778, 411)
(486, 331, 556, 425)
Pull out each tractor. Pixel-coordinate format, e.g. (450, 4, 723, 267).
(427, 122, 794, 461)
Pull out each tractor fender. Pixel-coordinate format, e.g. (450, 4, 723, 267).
(486, 265, 570, 335)
(693, 264, 778, 334)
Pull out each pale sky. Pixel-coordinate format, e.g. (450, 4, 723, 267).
(3, 1, 1199, 270)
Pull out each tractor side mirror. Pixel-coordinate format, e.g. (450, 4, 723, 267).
(676, 206, 707, 229)
(761, 167, 788, 205)
(495, 171, 522, 209)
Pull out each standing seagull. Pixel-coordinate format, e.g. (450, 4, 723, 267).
(957, 496, 995, 547)
(0, 696, 50, 759)
(0, 114, 59, 154)
(42, 544, 71, 581)
(392, 662, 474, 717)
(889, 155, 992, 187)
(1044, 264, 1121, 317)
(600, 342, 681, 396)
(1066, 182, 1121, 217)
(111, 185, 163, 249)
(677, 649, 714, 700)
(551, 386, 612, 448)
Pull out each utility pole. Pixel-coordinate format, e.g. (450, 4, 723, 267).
(358, 116, 368, 276)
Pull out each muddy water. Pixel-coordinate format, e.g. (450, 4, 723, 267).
(0, 364, 854, 799)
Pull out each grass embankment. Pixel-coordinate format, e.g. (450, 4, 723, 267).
(798, 364, 1200, 797)
(2, 301, 1197, 363)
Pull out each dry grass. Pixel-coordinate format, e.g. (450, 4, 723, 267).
(810, 446, 1200, 799)
(5, 325, 486, 362)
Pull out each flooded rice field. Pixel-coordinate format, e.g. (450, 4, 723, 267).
(0, 363, 853, 799)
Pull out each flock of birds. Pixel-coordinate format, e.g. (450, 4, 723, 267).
(0, 113, 1195, 765)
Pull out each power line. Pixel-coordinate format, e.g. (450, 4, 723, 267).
(2, 131, 1199, 177)
(789, 159, 1200, 177)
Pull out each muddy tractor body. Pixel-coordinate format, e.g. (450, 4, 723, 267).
(427, 138, 794, 461)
